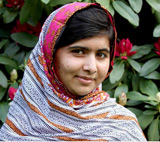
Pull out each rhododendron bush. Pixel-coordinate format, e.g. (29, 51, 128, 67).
(0, 0, 160, 141)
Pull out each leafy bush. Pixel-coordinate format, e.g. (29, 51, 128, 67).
(103, 38, 160, 141)
(0, 0, 160, 140)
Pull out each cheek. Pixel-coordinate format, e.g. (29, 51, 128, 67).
(61, 57, 83, 71)
(56, 58, 77, 77)
(56, 61, 67, 75)
(98, 61, 110, 78)
(53, 56, 65, 79)
(54, 62, 68, 83)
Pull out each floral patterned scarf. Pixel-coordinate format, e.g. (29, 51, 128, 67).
(0, 2, 146, 141)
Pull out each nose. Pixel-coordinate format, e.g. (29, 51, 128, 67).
(82, 55, 97, 74)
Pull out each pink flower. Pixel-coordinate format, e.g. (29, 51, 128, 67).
(11, 20, 41, 36)
(115, 38, 136, 60)
(6, 0, 24, 9)
(154, 38, 160, 56)
(8, 87, 17, 100)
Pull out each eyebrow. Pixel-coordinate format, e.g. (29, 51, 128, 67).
(98, 48, 110, 53)
(67, 46, 110, 53)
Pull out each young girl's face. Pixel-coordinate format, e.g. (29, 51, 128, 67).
(54, 35, 110, 97)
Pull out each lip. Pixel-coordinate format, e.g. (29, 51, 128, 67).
(75, 76, 95, 84)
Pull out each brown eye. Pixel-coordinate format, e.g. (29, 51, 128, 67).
(97, 52, 107, 58)
(72, 49, 84, 55)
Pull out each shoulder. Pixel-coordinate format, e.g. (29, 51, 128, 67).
(106, 97, 137, 119)
(104, 98, 147, 141)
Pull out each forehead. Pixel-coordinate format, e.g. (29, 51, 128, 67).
(66, 35, 110, 50)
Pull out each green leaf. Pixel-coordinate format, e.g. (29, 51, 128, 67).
(11, 32, 38, 48)
(121, 70, 132, 86)
(153, 24, 160, 37)
(0, 102, 9, 123)
(141, 52, 158, 61)
(0, 29, 10, 38)
(102, 78, 121, 91)
(112, 0, 139, 26)
(127, 58, 141, 72)
(140, 79, 158, 97)
(128, 0, 142, 13)
(159, 119, 160, 137)
(5, 65, 14, 75)
(2, 10, 18, 23)
(19, 0, 31, 24)
(144, 71, 160, 80)
(127, 91, 148, 101)
(114, 84, 128, 98)
(138, 114, 154, 130)
(96, 0, 115, 15)
(0, 70, 8, 88)
(146, 101, 159, 106)
(131, 44, 153, 59)
(0, 39, 8, 50)
(126, 100, 143, 106)
(144, 105, 156, 109)
(154, 10, 160, 24)
(132, 74, 140, 91)
(0, 7, 6, 14)
(41, 0, 50, 4)
(20, 0, 43, 24)
(13, 51, 25, 65)
(4, 43, 20, 57)
(49, 0, 75, 7)
(96, 0, 110, 7)
(127, 107, 143, 117)
(140, 58, 160, 76)
(109, 61, 125, 84)
(147, 119, 159, 141)
(0, 86, 6, 101)
(146, 0, 160, 12)
(143, 110, 158, 115)
(43, 3, 53, 15)
(0, 55, 17, 68)
(10, 82, 19, 89)
(25, 50, 32, 62)
(108, 2, 115, 16)
(30, 0, 43, 24)
(106, 90, 114, 98)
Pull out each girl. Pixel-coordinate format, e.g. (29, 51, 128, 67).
(0, 2, 146, 141)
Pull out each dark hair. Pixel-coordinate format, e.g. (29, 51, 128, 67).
(55, 5, 115, 49)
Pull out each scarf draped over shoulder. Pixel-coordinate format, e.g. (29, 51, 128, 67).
(0, 2, 147, 141)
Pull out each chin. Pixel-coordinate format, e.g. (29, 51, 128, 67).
(69, 85, 98, 97)
(73, 89, 94, 97)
